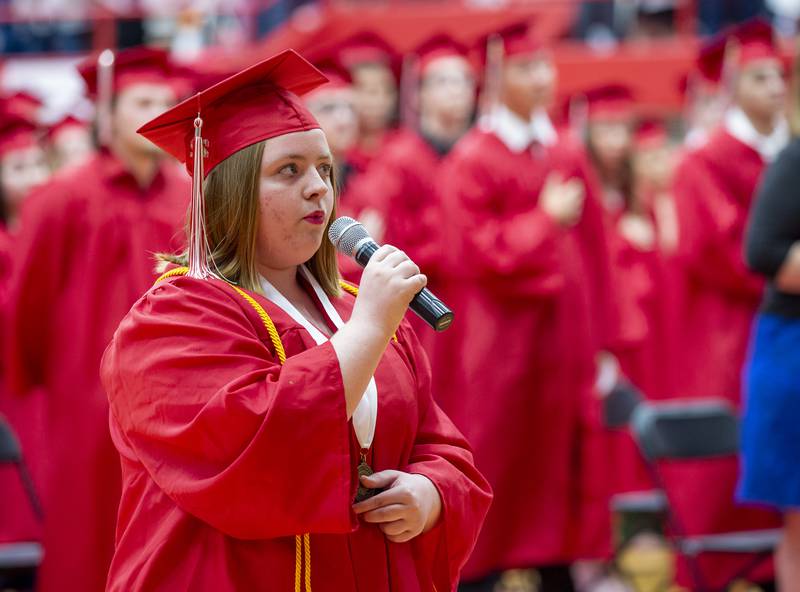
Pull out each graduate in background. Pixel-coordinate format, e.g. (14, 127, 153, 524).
(346, 33, 477, 354)
(338, 31, 400, 173)
(437, 21, 618, 592)
(668, 18, 787, 588)
(3, 47, 190, 592)
(0, 105, 51, 549)
(101, 48, 491, 592)
(45, 114, 94, 173)
(682, 33, 729, 151)
(303, 53, 366, 286)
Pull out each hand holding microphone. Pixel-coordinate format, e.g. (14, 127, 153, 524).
(328, 217, 454, 332)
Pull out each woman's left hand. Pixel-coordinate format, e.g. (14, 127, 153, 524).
(352, 470, 442, 543)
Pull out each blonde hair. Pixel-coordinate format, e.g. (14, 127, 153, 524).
(791, 35, 800, 137)
(159, 140, 341, 297)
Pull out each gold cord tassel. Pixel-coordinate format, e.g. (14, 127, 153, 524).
(187, 115, 211, 279)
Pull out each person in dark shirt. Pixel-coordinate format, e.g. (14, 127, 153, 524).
(740, 136, 800, 592)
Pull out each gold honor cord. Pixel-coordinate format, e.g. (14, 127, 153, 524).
(155, 267, 308, 590)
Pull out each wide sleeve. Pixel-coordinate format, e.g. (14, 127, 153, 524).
(3, 184, 75, 395)
(673, 154, 763, 300)
(101, 276, 357, 540)
(438, 149, 565, 299)
(396, 323, 492, 592)
(745, 140, 800, 278)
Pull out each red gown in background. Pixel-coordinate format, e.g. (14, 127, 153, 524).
(100, 272, 492, 592)
(607, 209, 673, 401)
(344, 128, 448, 354)
(437, 121, 616, 577)
(669, 128, 780, 587)
(0, 224, 44, 546)
(604, 210, 672, 496)
(3, 151, 189, 592)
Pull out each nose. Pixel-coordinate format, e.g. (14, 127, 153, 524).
(303, 167, 330, 201)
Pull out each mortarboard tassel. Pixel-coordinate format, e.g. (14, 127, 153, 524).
(399, 53, 419, 128)
(187, 115, 212, 279)
(97, 49, 115, 147)
(479, 33, 504, 123)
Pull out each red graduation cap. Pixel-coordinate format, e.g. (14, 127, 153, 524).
(483, 21, 543, 61)
(415, 33, 473, 75)
(634, 117, 668, 149)
(582, 83, 635, 122)
(309, 52, 353, 94)
(2, 91, 43, 123)
(0, 113, 39, 158)
(695, 33, 728, 86)
(77, 46, 180, 98)
(727, 18, 781, 68)
(137, 49, 327, 279)
(336, 31, 397, 71)
(45, 114, 89, 143)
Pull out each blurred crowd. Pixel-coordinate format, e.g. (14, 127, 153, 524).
(0, 3, 798, 592)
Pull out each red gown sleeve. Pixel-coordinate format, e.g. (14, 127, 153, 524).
(101, 276, 357, 540)
(439, 151, 565, 299)
(673, 155, 763, 300)
(396, 323, 493, 592)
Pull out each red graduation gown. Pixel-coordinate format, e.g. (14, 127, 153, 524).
(669, 129, 779, 587)
(607, 210, 674, 401)
(436, 128, 614, 575)
(99, 273, 492, 592)
(3, 151, 189, 592)
(672, 129, 765, 403)
(0, 224, 45, 546)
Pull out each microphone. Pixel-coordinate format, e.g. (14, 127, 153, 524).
(328, 216, 454, 332)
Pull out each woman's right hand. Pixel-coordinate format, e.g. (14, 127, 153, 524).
(351, 245, 427, 339)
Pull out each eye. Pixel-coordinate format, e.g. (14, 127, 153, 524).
(279, 163, 299, 176)
(318, 163, 332, 177)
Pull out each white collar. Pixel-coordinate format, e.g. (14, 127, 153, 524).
(479, 104, 558, 153)
(258, 266, 378, 450)
(723, 107, 790, 163)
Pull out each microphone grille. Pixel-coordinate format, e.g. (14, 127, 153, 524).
(328, 216, 370, 256)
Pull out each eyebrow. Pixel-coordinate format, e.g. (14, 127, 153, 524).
(270, 152, 333, 162)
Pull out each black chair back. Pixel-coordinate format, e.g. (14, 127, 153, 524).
(603, 381, 644, 428)
(630, 399, 739, 461)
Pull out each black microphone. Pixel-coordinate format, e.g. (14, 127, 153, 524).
(328, 216, 454, 332)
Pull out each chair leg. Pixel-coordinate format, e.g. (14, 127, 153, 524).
(641, 461, 710, 592)
(16, 460, 43, 521)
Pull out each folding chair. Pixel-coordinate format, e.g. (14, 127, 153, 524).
(628, 399, 780, 592)
(0, 415, 44, 590)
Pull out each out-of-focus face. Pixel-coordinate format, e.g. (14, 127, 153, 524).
(305, 87, 359, 158)
(351, 63, 397, 133)
(633, 142, 676, 193)
(52, 126, 94, 171)
(501, 52, 556, 118)
(113, 82, 177, 156)
(1, 144, 50, 213)
(589, 119, 633, 172)
(735, 58, 787, 122)
(419, 55, 476, 124)
(257, 128, 334, 271)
